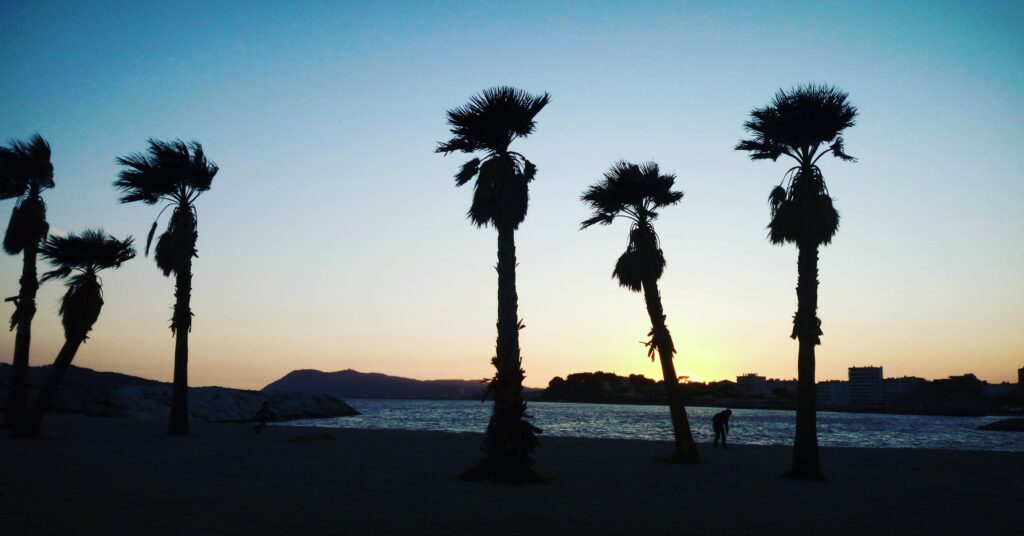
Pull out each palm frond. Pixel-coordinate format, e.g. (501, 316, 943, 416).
(455, 158, 480, 186)
(39, 229, 135, 282)
(145, 221, 158, 256)
(612, 226, 666, 292)
(3, 196, 48, 255)
(829, 137, 857, 162)
(115, 139, 218, 205)
(0, 134, 54, 200)
(153, 206, 197, 276)
(766, 168, 841, 246)
(436, 86, 550, 155)
(737, 84, 857, 162)
(466, 156, 530, 229)
(58, 272, 103, 340)
(581, 160, 683, 226)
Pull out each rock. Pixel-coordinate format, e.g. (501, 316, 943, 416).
(977, 418, 1024, 432)
(0, 364, 359, 423)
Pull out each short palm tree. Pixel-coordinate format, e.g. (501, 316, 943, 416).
(437, 86, 550, 482)
(13, 230, 134, 437)
(581, 161, 699, 463)
(0, 134, 54, 426)
(115, 139, 217, 436)
(736, 84, 857, 480)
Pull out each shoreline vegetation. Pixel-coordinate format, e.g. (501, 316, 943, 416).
(1, 415, 1020, 535)
(537, 371, 1024, 418)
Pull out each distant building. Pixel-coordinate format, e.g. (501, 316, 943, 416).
(882, 376, 927, 403)
(817, 380, 849, 407)
(767, 378, 798, 397)
(983, 382, 1015, 398)
(1019, 367, 1023, 385)
(736, 373, 769, 396)
(848, 366, 884, 407)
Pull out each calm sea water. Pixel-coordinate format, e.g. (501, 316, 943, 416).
(287, 399, 1024, 452)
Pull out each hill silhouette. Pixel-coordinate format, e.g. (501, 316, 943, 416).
(0, 364, 358, 422)
(262, 369, 542, 400)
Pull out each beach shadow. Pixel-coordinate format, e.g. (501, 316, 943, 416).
(285, 431, 334, 443)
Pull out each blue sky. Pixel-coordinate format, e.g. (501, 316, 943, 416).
(1, 0, 1022, 388)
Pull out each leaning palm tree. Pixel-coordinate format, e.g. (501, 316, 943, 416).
(13, 230, 134, 437)
(115, 139, 217, 436)
(437, 86, 550, 482)
(581, 161, 699, 463)
(736, 84, 857, 480)
(0, 134, 54, 426)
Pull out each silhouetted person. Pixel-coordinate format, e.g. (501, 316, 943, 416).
(253, 402, 272, 434)
(713, 409, 732, 449)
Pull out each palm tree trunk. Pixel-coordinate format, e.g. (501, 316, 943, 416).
(167, 253, 192, 436)
(462, 222, 540, 482)
(642, 277, 699, 463)
(789, 242, 822, 479)
(3, 242, 39, 427)
(12, 337, 84, 437)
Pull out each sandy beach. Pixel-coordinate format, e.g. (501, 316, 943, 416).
(0, 415, 1020, 535)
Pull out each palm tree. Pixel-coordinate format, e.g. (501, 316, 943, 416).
(13, 230, 134, 437)
(736, 84, 857, 480)
(0, 134, 54, 426)
(437, 86, 550, 482)
(115, 139, 217, 436)
(581, 161, 699, 463)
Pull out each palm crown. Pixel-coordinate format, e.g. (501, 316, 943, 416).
(437, 86, 550, 229)
(581, 161, 683, 292)
(115, 139, 217, 275)
(39, 229, 135, 339)
(1, 134, 54, 255)
(736, 84, 858, 247)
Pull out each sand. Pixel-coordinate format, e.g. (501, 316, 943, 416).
(0, 415, 1020, 535)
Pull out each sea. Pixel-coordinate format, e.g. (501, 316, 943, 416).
(286, 399, 1024, 452)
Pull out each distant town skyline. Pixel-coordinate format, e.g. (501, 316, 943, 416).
(2, 2, 1022, 390)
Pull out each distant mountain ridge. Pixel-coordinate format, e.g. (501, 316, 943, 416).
(263, 369, 539, 400)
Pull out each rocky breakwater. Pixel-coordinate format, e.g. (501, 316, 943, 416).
(0, 364, 359, 422)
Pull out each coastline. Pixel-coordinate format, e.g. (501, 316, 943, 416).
(533, 397, 1023, 418)
(1, 415, 1020, 535)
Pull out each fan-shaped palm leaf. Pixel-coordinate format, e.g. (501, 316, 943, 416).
(437, 86, 550, 155)
(736, 84, 857, 159)
(39, 229, 135, 339)
(114, 139, 217, 205)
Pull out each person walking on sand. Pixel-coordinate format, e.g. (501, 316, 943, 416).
(253, 401, 273, 435)
(712, 409, 732, 449)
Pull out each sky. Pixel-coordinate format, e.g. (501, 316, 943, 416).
(1, 0, 1022, 389)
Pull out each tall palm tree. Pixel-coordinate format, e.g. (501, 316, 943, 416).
(115, 139, 217, 436)
(13, 230, 134, 437)
(581, 161, 699, 463)
(437, 86, 550, 482)
(0, 134, 54, 426)
(736, 84, 857, 480)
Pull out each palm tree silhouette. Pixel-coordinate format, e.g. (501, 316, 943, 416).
(437, 86, 550, 482)
(736, 84, 857, 480)
(0, 134, 54, 426)
(581, 161, 699, 463)
(115, 139, 217, 436)
(13, 229, 134, 437)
